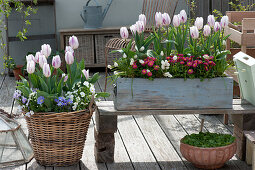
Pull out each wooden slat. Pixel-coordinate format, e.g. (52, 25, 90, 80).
(0, 75, 5, 90)
(134, 115, 187, 169)
(117, 115, 161, 170)
(242, 33, 255, 46)
(27, 159, 47, 170)
(80, 121, 107, 170)
(226, 11, 255, 23)
(54, 163, 79, 170)
(221, 0, 229, 15)
(225, 27, 242, 45)
(212, 0, 222, 13)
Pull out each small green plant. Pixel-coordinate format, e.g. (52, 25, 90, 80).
(229, 0, 255, 11)
(182, 132, 236, 148)
(3, 56, 16, 69)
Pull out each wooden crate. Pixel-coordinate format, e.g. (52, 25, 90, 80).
(225, 11, 255, 59)
(95, 34, 122, 65)
(114, 77, 233, 110)
(65, 35, 94, 65)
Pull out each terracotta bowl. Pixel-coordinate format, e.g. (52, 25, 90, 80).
(180, 139, 237, 169)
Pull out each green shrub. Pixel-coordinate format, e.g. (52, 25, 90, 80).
(182, 132, 235, 148)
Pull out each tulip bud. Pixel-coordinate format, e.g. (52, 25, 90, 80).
(27, 60, 35, 74)
(34, 52, 41, 63)
(173, 15, 180, 27)
(136, 21, 145, 34)
(69, 35, 79, 49)
(203, 25, 211, 37)
(52, 55, 61, 69)
(190, 26, 199, 39)
(139, 46, 145, 51)
(82, 69, 89, 80)
(155, 12, 163, 28)
(64, 75, 68, 82)
(39, 54, 47, 68)
(65, 46, 74, 54)
(214, 22, 221, 32)
(139, 14, 146, 27)
(221, 15, 229, 28)
(43, 63, 51, 77)
(130, 24, 137, 35)
(65, 51, 74, 65)
(26, 54, 35, 63)
(207, 15, 215, 27)
(120, 27, 129, 39)
(41, 44, 51, 58)
(195, 17, 204, 30)
(162, 13, 171, 26)
(179, 10, 187, 23)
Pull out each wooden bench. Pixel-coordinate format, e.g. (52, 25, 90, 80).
(94, 99, 255, 163)
(244, 131, 255, 170)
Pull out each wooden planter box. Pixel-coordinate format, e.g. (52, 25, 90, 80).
(114, 77, 233, 110)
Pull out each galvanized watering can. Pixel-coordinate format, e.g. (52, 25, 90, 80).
(80, 0, 113, 29)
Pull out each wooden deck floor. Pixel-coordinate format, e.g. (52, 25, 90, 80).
(0, 73, 252, 170)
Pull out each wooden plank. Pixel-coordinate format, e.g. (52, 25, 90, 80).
(134, 115, 187, 169)
(154, 115, 197, 169)
(54, 163, 79, 170)
(0, 76, 17, 114)
(27, 159, 47, 170)
(106, 131, 134, 170)
(221, 0, 229, 15)
(117, 115, 161, 170)
(2, 165, 26, 170)
(225, 27, 242, 45)
(212, 0, 222, 13)
(80, 121, 107, 170)
(226, 11, 255, 23)
(115, 77, 233, 110)
(202, 0, 210, 19)
(0, 75, 5, 90)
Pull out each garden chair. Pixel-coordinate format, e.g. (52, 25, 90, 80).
(104, 0, 179, 91)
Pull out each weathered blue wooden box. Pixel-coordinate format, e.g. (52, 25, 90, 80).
(114, 77, 233, 110)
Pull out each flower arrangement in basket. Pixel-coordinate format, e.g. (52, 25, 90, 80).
(109, 10, 231, 80)
(13, 36, 109, 166)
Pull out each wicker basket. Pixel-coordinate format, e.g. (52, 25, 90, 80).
(25, 104, 94, 166)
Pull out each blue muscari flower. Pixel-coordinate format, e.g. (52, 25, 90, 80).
(22, 96, 27, 104)
(37, 96, 45, 105)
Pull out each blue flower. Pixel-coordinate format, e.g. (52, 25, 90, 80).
(13, 90, 21, 99)
(57, 102, 63, 107)
(58, 97, 64, 101)
(37, 96, 45, 105)
(66, 98, 73, 104)
(22, 96, 27, 104)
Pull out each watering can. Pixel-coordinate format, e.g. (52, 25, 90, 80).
(80, 0, 113, 29)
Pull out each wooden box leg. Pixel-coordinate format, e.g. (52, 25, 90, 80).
(253, 145, 255, 170)
(246, 137, 254, 165)
(94, 128, 115, 163)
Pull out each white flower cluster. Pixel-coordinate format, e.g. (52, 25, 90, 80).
(130, 58, 135, 65)
(163, 72, 173, 78)
(66, 81, 95, 111)
(25, 110, 34, 117)
(161, 60, 170, 70)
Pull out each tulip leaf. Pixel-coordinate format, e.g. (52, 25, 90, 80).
(79, 59, 85, 70)
(96, 92, 110, 98)
(38, 76, 49, 93)
(89, 72, 100, 84)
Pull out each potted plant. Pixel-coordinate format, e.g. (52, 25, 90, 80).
(4, 57, 24, 80)
(109, 10, 233, 110)
(180, 132, 236, 169)
(13, 36, 109, 166)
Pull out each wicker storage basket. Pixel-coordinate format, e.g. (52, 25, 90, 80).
(25, 106, 94, 166)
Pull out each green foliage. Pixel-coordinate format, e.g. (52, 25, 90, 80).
(229, 0, 255, 11)
(3, 56, 16, 69)
(182, 132, 236, 148)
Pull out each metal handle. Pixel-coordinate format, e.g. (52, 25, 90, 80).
(80, 10, 87, 23)
(86, 0, 99, 6)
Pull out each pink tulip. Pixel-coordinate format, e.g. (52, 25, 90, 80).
(162, 13, 171, 26)
(180, 10, 187, 23)
(64, 75, 68, 82)
(43, 63, 51, 77)
(207, 15, 215, 27)
(26, 54, 35, 63)
(173, 15, 180, 27)
(39, 54, 47, 68)
(69, 35, 79, 49)
(52, 55, 61, 69)
(34, 52, 41, 63)
(195, 17, 204, 30)
(214, 22, 221, 32)
(65, 51, 74, 65)
(155, 12, 163, 28)
(203, 25, 211, 37)
(41, 44, 51, 58)
(221, 15, 229, 28)
(190, 26, 199, 39)
(82, 69, 89, 80)
(120, 27, 129, 39)
(130, 24, 137, 34)
(136, 21, 145, 34)
(139, 14, 146, 27)
(27, 60, 35, 74)
(65, 46, 74, 54)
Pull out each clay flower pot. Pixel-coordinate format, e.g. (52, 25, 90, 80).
(13, 65, 24, 80)
(180, 139, 237, 169)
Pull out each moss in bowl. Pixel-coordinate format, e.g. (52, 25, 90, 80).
(180, 132, 237, 169)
